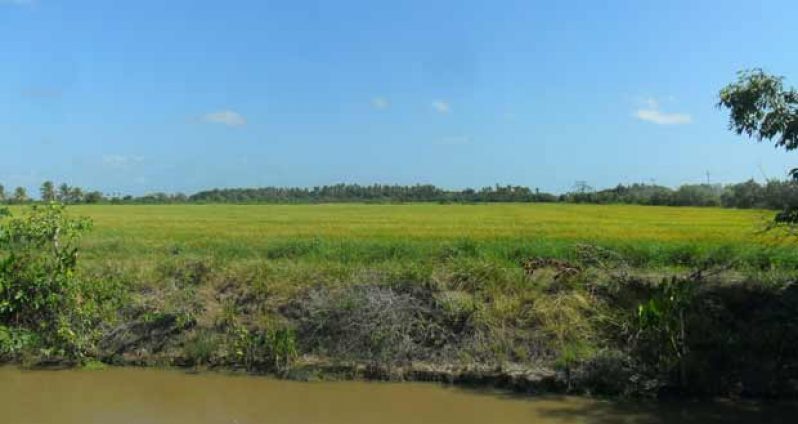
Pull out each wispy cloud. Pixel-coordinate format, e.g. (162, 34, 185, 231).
(202, 110, 246, 127)
(633, 97, 691, 125)
(635, 109, 692, 125)
(431, 100, 450, 114)
(102, 155, 144, 169)
(371, 97, 389, 110)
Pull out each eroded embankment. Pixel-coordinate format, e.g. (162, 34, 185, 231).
(23, 252, 796, 399)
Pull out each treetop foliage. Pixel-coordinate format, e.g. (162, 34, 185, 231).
(719, 69, 798, 172)
(719, 69, 798, 223)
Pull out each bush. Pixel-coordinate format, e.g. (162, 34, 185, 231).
(0, 204, 121, 360)
(0, 325, 36, 359)
(229, 324, 298, 372)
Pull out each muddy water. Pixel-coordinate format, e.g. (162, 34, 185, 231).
(0, 367, 795, 424)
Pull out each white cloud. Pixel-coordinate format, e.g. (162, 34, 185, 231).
(202, 110, 246, 127)
(371, 97, 389, 110)
(102, 155, 144, 169)
(634, 109, 692, 125)
(633, 98, 691, 125)
(431, 100, 450, 114)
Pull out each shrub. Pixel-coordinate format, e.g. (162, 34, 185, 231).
(0, 325, 36, 359)
(632, 275, 697, 389)
(229, 324, 298, 372)
(0, 204, 120, 360)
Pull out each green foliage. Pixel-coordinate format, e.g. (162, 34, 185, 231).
(40, 181, 55, 203)
(189, 183, 557, 204)
(8, 177, 798, 210)
(635, 276, 697, 387)
(0, 204, 120, 360)
(81, 359, 108, 371)
(718, 69, 798, 152)
(230, 324, 298, 372)
(719, 69, 798, 224)
(269, 327, 299, 370)
(182, 330, 222, 366)
(435, 290, 478, 318)
(0, 325, 36, 358)
(533, 291, 600, 371)
(12, 187, 28, 204)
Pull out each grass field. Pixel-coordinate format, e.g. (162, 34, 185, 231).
(55, 203, 795, 269)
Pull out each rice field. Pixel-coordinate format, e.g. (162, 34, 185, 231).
(57, 203, 795, 269)
(5, 202, 798, 397)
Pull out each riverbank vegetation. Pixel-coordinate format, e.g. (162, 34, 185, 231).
(2, 203, 798, 398)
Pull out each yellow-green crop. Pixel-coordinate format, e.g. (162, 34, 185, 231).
(48, 203, 794, 269)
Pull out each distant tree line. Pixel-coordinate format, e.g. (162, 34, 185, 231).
(189, 181, 798, 209)
(1, 180, 797, 210)
(187, 184, 558, 204)
(0, 181, 104, 205)
(563, 180, 798, 209)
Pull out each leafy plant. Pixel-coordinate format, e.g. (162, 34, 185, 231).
(230, 324, 298, 372)
(635, 276, 697, 387)
(719, 69, 798, 224)
(0, 204, 113, 360)
(0, 325, 36, 358)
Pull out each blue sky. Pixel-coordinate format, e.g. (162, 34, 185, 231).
(2, 0, 797, 195)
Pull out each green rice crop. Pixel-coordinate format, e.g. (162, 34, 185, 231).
(44, 203, 794, 270)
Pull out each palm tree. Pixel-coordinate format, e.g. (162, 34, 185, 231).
(58, 183, 70, 203)
(40, 181, 55, 202)
(69, 187, 84, 204)
(13, 187, 28, 204)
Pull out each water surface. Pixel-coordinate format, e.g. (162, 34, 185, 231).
(0, 367, 793, 423)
